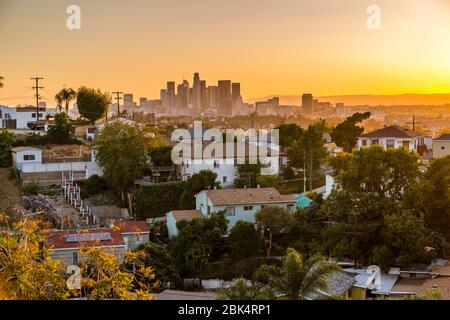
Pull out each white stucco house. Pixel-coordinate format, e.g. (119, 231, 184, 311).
(195, 187, 297, 229)
(433, 134, 450, 159)
(11, 146, 102, 185)
(0, 105, 53, 129)
(357, 125, 432, 153)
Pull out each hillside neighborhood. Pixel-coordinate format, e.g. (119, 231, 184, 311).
(0, 87, 449, 301)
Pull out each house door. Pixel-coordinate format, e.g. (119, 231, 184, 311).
(402, 141, 410, 149)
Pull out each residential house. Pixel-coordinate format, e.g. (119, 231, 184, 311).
(11, 146, 102, 185)
(357, 125, 432, 153)
(195, 187, 297, 229)
(432, 134, 450, 158)
(46, 220, 149, 265)
(166, 210, 202, 238)
(0, 105, 52, 129)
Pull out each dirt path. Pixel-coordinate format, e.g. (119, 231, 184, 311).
(0, 168, 22, 215)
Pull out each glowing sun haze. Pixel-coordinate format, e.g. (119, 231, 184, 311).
(1, 0, 450, 105)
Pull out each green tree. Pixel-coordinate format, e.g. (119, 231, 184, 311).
(0, 129, 16, 167)
(47, 112, 75, 143)
(255, 206, 295, 257)
(330, 112, 371, 152)
(278, 248, 340, 300)
(55, 87, 76, 114)
(288, 120, 328, 192)
(228, 221, 262, 259)
(234, 160, 267, 188)
(169, 212, 227, 275)
(94, 122, 148, 205)
(129, 242, 182, 288)
(179, 170, 219, 209)
(275, 123, 304, 148)
(329, 145, 420, 200)
(149, 145, 173, 166)
(256, 175, 282, 188)
(77, 86, 111, 123)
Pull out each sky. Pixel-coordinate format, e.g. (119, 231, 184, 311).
(1, 0, 450, 106)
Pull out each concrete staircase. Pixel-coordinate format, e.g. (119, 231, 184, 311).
(62, 172, 98, 226)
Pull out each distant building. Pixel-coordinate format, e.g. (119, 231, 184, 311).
(123, 93, 135, 109)
(166, 210, 202, 238)
(302, 93, 313, 116)
(232, 83, 241, 101)
(218, 80, 232, 116)
(433, 134, 450, 158)
(357, 125, 432, 153)
(166, 81, 176, 108)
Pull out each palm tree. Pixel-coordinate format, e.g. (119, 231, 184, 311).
(278, 248, 341, 300)
(55, 88, 76, 114)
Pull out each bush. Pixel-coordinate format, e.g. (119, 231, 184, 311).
(0, 129, 17, 167)
(282, 166, 296, 180)
(228, 221, 262, 259)
(133, 181, 185, 218)
(23, 181, 40, 195)
(83, 175, 107, 196)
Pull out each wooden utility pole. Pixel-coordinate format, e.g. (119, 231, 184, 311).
(407, 116, 422, 131)
(30, 77, 43, 125)
(112, 91, 123, 114)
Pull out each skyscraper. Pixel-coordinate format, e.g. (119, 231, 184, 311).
(123, 93, 134, 109)
(207, 86, 218, 108)
(167, 81, 176, 108)
(192, 73, 202, 108)
(177, 80, 190, 109)
(302, 93, 313, 116)
(200, 80, 207, 108)
(232, 83, 241, 101)
(218, 80, 232, 116)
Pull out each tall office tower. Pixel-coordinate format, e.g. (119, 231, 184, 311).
(167, 81, 176, 108)
(177, 80, 190, 109)
(232, 83, 241, 101)
(218, 80, 231, 103)
(218, 80, 232, 116)
(123, 94, 134, 109)
(207, 86, 218, 108)
(302, 93, 313, 116)
(200, 80, 207, 108)
(160, 89, 168, 107)
(192, 73, 202, 108)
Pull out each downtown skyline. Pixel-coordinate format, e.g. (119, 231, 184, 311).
(2, 0, 450, 106)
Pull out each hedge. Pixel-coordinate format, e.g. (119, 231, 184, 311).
(133, 181, 185, 219)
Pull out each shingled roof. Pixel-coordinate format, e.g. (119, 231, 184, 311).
(434, 134, 450, 141)
(201, 187, 297, 206)
(361, 125, 425, 139)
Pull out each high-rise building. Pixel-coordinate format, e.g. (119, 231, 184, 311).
(123, 94, 134, 109)
(232, 83, 241, 101)
(207, 86, 218, 108)
(302, 93, 313, 116)
(160, 89, 168, 107)
(200, 80, 207, 108)
(167, 81, 176, 108)
(218, 80, 232, 116)
(176, 80, 190, 109)
(192, 73, 202, 108)
(139, 97, 147, 107)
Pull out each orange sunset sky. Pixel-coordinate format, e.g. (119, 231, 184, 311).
(1, 0, 450, 106)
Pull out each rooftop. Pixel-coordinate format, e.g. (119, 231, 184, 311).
(434, 134, 450, 141)
(361, 125, 425, 139)
(168, 210, 202, 222)
(46, 228, 125, 249)
(11, 146, 41, 153)
(200, 187, 297, 206)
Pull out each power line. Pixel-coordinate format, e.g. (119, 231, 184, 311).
(30, 77, 44, 124)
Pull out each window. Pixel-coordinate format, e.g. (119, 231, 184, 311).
(223, 176, 227, 183)
(23, 154, 35, 161)
(31, 113, 36, 118)
(386, 140, 395, 149)
(287, 204, 294, 212)
(225, 207, 235, 216)
(362, 139, 367, 146)
(244, 205, 253, 211)
(372, 139, 379, 145)
(214, 160, 220, 168)
(73, 251, 79, 265)
(207, 205, 211, 216)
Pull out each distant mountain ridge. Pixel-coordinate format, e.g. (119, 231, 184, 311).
(246, 94, 450, 106)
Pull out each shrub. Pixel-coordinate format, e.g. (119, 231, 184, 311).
(0, 129, 17, 167)
(83, 175, 107, 196)
(282, 166, 296, 180)
(23, 181, 40, 195)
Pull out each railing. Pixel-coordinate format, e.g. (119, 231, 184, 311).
(43, 156, 92, 164)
